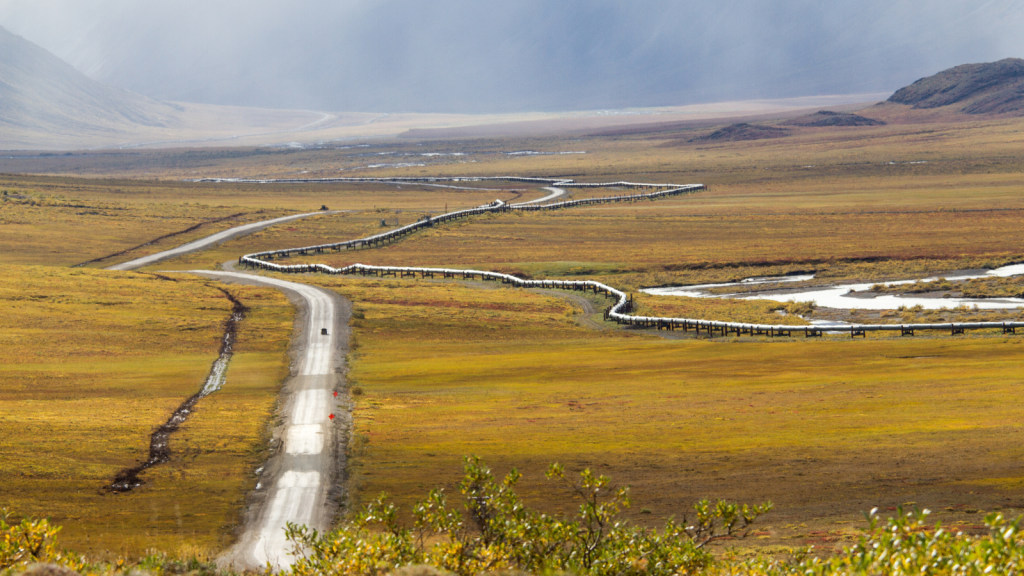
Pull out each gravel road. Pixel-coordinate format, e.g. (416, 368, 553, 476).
(107, 212, 333, 271)
(191, 270, 350, 571)
(511, 186, 565, 205)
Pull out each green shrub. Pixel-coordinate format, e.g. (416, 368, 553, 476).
(722, 508, 1024, 575)
(11, 493, 1024, 575)
(785, 301, 817, 316)
(286, 457, 771, 576)
(0, 509, 83, 573)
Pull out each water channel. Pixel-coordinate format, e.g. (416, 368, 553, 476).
(642, 263, 1024, 311)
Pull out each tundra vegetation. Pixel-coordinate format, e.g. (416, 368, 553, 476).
(290, 273, 1024, 552)
(5, 463, 1024, 576)
(0, 265, 294, 556)
(2, 108, 1024, 569)
(286, 457, 773, 576)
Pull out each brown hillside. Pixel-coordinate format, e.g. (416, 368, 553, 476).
(784, 110, 885, 127)
(888, 58, 1024, 115)
(688, 122, 789, 142)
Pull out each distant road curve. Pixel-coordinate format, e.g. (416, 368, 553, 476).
(107, 211, 333, 271)
(191, 270, 347, 572)
(513, 186, 566, 205)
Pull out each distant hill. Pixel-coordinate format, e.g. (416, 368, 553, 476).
(887, 58, 1024, 115)
(0, 26, 187, 141)
(689, 123, 789, 143)
(0, 26, 343, 150)
(784, 110, 885, 127)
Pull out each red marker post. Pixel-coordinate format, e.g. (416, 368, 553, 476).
(328, 413, 335, 420)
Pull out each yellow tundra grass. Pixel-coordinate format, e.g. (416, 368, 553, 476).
(0, 265, 292, 557)
(293, 274, 1024, 548)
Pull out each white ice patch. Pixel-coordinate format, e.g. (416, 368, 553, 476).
(644, 274, 815, 295)
(365, 162, 426, 169)
(642, 264, 1024, 311)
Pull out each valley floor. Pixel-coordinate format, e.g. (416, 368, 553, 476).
(2, 109, 1024, 559)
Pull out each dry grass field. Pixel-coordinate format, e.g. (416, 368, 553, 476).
(0, 174, 521, 268)
(3, 106, 1021, 186)
(276, 204, 1024, 285)
(0, 265, 293, 557)
(0, 176, 290, 267)
(282, 273, 1024, 552)
(101, 112, 1024, 288)
(5, 110, 1023, 281)
(2, 109, 1024, 560)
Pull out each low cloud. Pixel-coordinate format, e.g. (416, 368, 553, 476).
(1, 0, 1023, 113)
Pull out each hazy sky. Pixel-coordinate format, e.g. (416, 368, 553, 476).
(1, 0, 1023, 113)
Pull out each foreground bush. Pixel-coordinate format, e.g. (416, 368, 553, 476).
(8, 463, 1024, 576)
(0, 509, 85, 574)
(289, 492, 1024, 576)
(286, 456, 772, 576)
(721, 508, 1024, 576)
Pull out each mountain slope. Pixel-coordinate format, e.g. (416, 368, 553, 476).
(0, 26, 342, 150)
(0, 25, 186, 139)
(887, 58, 1024, 115)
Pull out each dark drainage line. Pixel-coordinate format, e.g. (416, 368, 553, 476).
(108, 287, 248, 492)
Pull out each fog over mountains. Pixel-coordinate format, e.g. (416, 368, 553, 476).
(2, 0, 1024, 114)
(0, 26, 179, 136)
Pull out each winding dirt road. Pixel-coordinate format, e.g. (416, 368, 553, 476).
(512, 186, 566, 205)
(98, 208, 351, 567)
(107, 211, 333, 271)
(102, 182, 672, 568)
(192, 270, 350, 571)
(100, 189, 582, 568)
